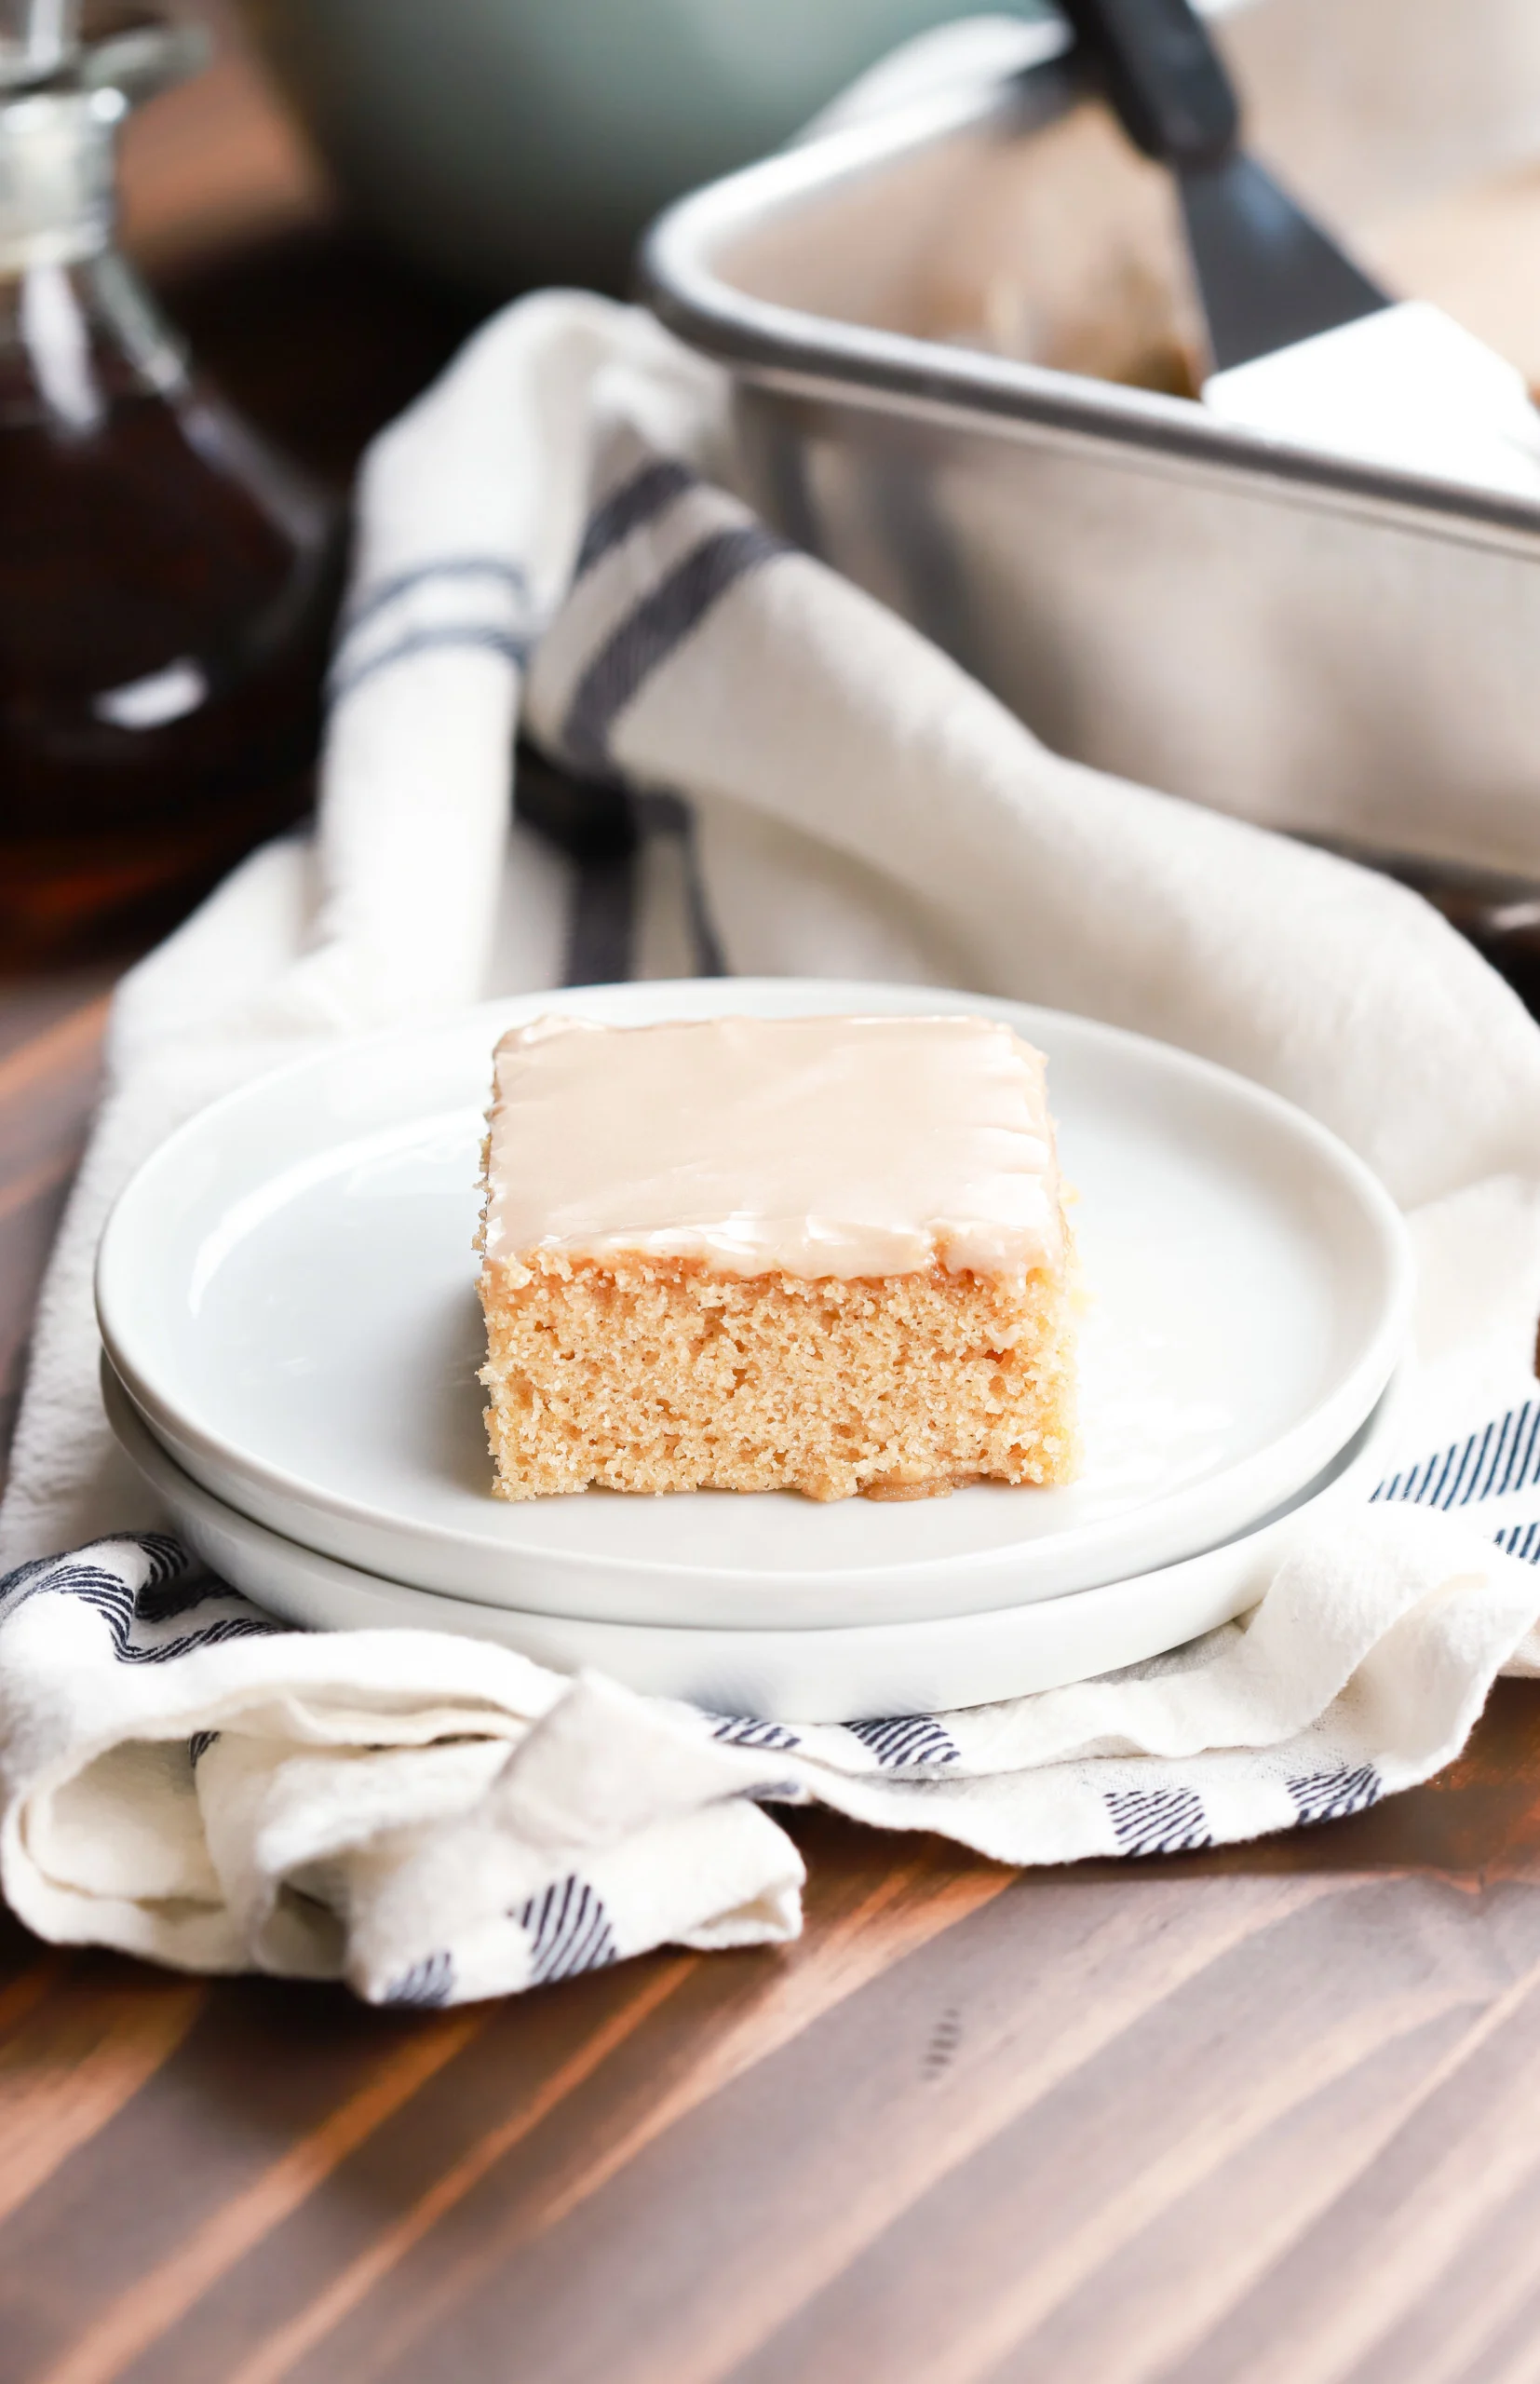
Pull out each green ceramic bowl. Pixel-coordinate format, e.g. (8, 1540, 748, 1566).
(240, 0, 1042, 294)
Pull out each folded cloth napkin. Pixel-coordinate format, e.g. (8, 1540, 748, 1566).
(9, 173, 1540, 1998)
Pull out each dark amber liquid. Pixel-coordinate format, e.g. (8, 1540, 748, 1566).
(0, 353, 340, 965)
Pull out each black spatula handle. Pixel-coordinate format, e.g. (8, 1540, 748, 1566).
(1056, 0, 1239, 168)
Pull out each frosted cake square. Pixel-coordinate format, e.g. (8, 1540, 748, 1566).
(477, 1012, 1077, 1501)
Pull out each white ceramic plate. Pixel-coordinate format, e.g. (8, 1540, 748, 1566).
(105, 1359, 1402, 1722)
(97, 979, 1412, 1630)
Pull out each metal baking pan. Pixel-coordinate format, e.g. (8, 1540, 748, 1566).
(642, 0, 1540, 901)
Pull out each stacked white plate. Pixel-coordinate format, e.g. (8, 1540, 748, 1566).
(97, 980, 1413, 1723)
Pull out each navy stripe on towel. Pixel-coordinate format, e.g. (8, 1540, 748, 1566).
(329, 622, 529, 708)
(517, 1876, 617, 1984)
(574, 458, 698, 580)
(1286, 1762, 1382, 1826)
(846, 1714, 960, 1769)
(1372, 1400, 1540, 1510)
(561, 523, 784, 775)
(341, 557, 528, 640)
(1104, 1784, 1212, 1856)
(382, 1949, 456, 2007)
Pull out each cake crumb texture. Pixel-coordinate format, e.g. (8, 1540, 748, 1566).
(480, 1253, 1077, 1502)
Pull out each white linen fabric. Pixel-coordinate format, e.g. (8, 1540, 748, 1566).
(7, 219, 1540, 1999)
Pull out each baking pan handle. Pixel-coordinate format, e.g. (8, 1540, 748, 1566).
(1055, 0, 1239, 167)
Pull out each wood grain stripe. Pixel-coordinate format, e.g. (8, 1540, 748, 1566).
(0, 1156, 78, 1232)
(533, 1855, 1009, 2240)
(0, 1982, 204, 2232)
(603, 1876, 1355, 2384)
(917, 1964, 1540, 2384)
(222, 1958, 696, 2384)
(1480, 2301, 1540, 2384)
(1211, 1960, 1540, 2384)
(218, 1857, 1009, 2384)
(35, 2010, 486, 2384)
(1342, 2181, 1540, 2384)
(0, 999, 112, 1117)
(0, 1956, 63, 2040)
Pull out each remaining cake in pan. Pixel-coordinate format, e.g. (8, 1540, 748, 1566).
(477, 1011, 1078, 1502)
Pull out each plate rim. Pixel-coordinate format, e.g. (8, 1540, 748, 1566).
(96, 978, 1414, 1601)
(104, 1353, 1405, 1650)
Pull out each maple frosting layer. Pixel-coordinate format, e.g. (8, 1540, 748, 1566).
(481, 1012, 1064, 1280)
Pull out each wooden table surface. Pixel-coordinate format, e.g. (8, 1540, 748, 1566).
(10, 30, 1540, 2384)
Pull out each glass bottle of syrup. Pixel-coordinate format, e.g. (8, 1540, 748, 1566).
(0, 6, 341, 966)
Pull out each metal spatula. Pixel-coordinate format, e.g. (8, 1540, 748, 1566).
(1057, 0, 1540, 500)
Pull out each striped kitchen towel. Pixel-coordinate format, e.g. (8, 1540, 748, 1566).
(6, 281, 1540, 2001)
